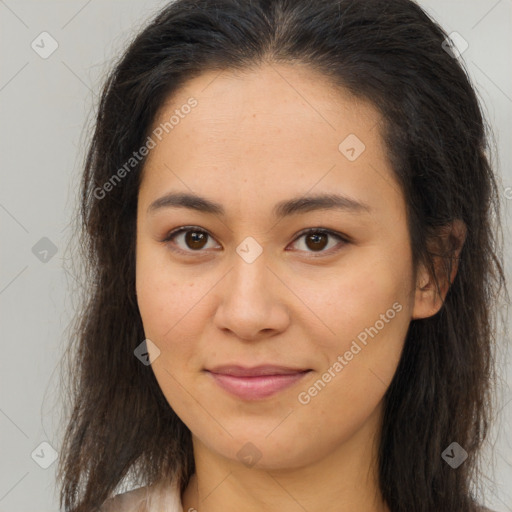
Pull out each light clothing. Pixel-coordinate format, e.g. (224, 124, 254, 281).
(99, 479, 184, 512)
(98, 479, 495, 512)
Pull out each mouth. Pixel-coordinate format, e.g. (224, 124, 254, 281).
(205, 365, 312, 400)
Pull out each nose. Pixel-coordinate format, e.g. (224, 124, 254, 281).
(212, 249, 291, 341)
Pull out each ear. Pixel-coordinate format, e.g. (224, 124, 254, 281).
(412, 219, 467, 320)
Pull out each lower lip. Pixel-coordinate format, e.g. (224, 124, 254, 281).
(206, 371, 311, 400)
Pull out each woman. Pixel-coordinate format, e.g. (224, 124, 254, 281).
(57, 0, 507, 511)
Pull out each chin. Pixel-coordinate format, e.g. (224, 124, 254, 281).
(197, 426, 331, 471)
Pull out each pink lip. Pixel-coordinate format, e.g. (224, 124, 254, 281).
(205, 366, 311, 400)
(207, 364, 310, 377)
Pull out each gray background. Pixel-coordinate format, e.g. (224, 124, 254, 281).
(1, 1, 511, 510)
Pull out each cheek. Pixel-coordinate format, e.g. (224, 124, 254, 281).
(295, 250, 412, 345)
(291, 269, 410, 446)
(136, 274, 198, 348)
(135, 260, 202, 407)
(135, 245, 217, 375)
(136, 241, 190, 338)
(292, 246, 413, 414)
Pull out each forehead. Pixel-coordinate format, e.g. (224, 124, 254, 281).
(139, 63, 404, 221)
(148, 63, 380, 151)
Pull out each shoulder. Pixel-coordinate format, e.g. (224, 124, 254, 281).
(98, 479, 183, 512)
(97, 485, 150, 512)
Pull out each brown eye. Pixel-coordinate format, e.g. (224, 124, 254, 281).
(289, 229, 348, 255)
(184, 230, 208, 250)
(162, 227, 220, 253)
(305, 232, 328, 251)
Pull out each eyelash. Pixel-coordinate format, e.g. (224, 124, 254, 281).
(160, 226, 350, 258)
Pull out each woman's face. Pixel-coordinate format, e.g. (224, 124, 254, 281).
(135, 64, 427, 470)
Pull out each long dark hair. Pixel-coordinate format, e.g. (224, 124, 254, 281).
(57, 1, 508, 511)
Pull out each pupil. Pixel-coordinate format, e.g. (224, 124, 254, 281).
(307, 233, 327, 251)
(186, 231, 206, 249)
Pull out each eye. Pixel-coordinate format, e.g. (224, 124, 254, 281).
(288, 228, 349, 256)
(161, 226, 220, 254)
(161, 226, 349, 257)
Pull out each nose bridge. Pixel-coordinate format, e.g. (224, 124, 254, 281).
(230, 235, 270, 297)
(211, 235, 288, 339)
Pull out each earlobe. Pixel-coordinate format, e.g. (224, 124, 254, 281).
(411, 219, 467, 320)
(411, 263, 443, 320)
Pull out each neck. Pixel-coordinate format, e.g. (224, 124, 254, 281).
(181, 403, 389, 512)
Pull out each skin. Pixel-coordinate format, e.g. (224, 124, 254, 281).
(135, 63, 464, 512)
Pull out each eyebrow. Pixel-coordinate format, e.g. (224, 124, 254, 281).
(147, 191, 371, 218)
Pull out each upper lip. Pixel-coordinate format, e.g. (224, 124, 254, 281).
(206, 365, 311, 377)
